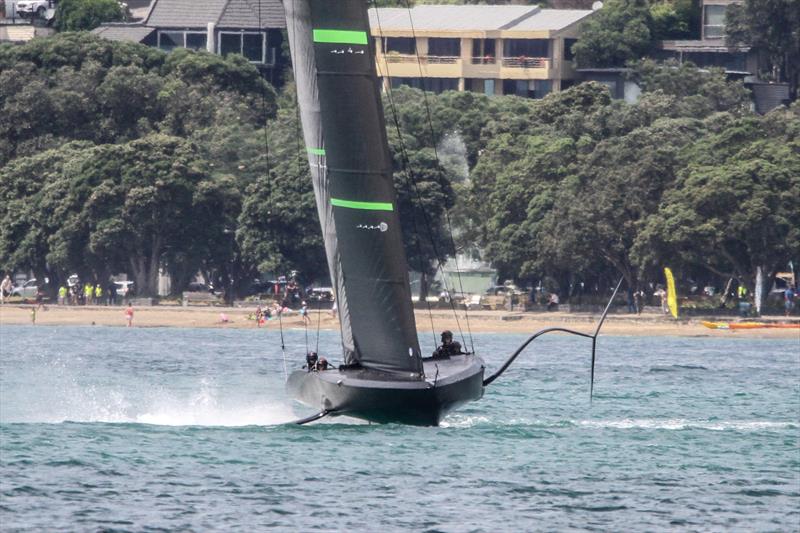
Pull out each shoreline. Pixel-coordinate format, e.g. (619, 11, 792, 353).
(1, 304, 798, 338)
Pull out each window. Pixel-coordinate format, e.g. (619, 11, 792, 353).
(703, 5, 726, 39)
(383, 37, 415, 55)
(186, 33, 207, 51)
(219, 32, 269, 63)
(503, 39, 549, 58)
(242, 33, 263, 61)
(220, 33, 241, 56)
(158, 31, 207, 52)
(471, 39, 496, 63)
(563, 38, 577, 61)
(428, 38, 460, 57)
(158, 31, 183, 52)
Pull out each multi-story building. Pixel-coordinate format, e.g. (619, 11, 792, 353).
(368, 5, 594, 98)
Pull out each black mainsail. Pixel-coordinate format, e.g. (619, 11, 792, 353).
(285, 0, 422, 376)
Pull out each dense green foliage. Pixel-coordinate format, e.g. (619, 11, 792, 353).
(572, 0, 654, 68)
(54, 0, 125, 32)
(1, 33, 797, 308)
(466, 62, 798, 301)
(0, 33, 457, 299)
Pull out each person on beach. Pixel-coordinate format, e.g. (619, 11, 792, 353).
(432, 330, 465, 359)
(0, 274, 12, 304)
(785, 286, 796, 316)
(547, 292, 559, 311)
(300, 301, 310, 325)
(125, 304, 134, 327)
(255, 305, 263, 327)
(58, 285, 67, 305)
(634, 289, 644, 315)
(84, 282, 94, 305)
(107, 280, 116, 305)
(653, 287, 668, 314)
(94, 284, 103, 305)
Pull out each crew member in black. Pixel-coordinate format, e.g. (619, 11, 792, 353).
(306, 351, 318, 371)
(431, 330, 465, 359)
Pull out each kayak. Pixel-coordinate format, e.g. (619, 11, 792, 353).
(701, 321, 800, 330)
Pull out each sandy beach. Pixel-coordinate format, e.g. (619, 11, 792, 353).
(1, 303, 798, 339)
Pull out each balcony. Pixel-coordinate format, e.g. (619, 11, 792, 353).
(377, 53, 462, 77)
(501, 57, 549, 69)
(471, 56, 497, 65)
(382, 53, 459, 64)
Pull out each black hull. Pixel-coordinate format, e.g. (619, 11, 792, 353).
(287, 355, 485, 426)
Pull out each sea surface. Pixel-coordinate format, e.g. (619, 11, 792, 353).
(1, 325, 798, 531)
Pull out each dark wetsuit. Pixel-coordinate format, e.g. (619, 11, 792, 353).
(431, 341, 465, 359)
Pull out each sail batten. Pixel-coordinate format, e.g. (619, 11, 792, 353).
(284, 0, 423, 376)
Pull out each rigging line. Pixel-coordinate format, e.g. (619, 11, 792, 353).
(259, 0, 287, 379)
(371, 1, 437, 347)
(314, 295, 322, 354)
(401, 0, 474, 353)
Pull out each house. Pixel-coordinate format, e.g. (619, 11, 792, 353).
(93, 0, 285, 74)
(657, 0, 789, 112)
(368, 5, 595, 97)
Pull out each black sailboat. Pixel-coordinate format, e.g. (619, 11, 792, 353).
(282, 0, 621, 426)
(283, 0, 483, 426)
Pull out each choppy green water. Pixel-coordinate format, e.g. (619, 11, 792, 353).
(1, 326, 798, 531)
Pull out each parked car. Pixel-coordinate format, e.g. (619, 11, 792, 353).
(114, 280, 134, 297)
(15, 0, 52, 19)
(11, 278, 44, 299)
(308, 287, 334, 302)
(187, 281, 215, 294)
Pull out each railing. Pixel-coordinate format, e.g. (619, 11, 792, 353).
(381, 54, 459, 65)
(471, 56, 497, 65)
(425, 55, 459, 64)
(501, 57, 549, 69)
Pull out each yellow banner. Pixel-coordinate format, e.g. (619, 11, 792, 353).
(664, 267, 678, 319)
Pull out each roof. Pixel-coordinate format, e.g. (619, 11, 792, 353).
(369, 5, 539, 32)
(92, 24, 155, 42)
(504, 9, 593, 31)
(145, 0, 284, 29)
(368, 5, 592, 33)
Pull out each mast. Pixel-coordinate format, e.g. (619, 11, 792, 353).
(284, 0, 423, 377)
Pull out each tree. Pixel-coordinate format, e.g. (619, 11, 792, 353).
(55, 0, 124, 32)
(726, 0, 800, 101)
(629, 58, 751, 116)
(649, 0, 699, 40)
(634, 106, 800, 308)
(572, 0, 654, 68)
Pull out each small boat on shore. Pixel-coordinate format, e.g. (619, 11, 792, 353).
(701, 321, 800, 330)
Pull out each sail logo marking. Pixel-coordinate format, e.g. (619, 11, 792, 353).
(356, 222, 388, 232)
(330, 48, 366, 55)
(331, 198, 394, 211)
(313, 29, 368, 46)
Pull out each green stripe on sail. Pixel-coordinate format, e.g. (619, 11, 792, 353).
(331, 198, 393, 211)
(307, 147, 326, 156)
(313, 29, 368, 45)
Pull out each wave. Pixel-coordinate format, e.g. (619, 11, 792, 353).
(577, 419, 796, 431)
(649, 364, 709, 373)
(439, 415, 797, 432)
(3, 379, 297, 427)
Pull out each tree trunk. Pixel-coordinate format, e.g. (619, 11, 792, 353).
(419, 271, 429, 301)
